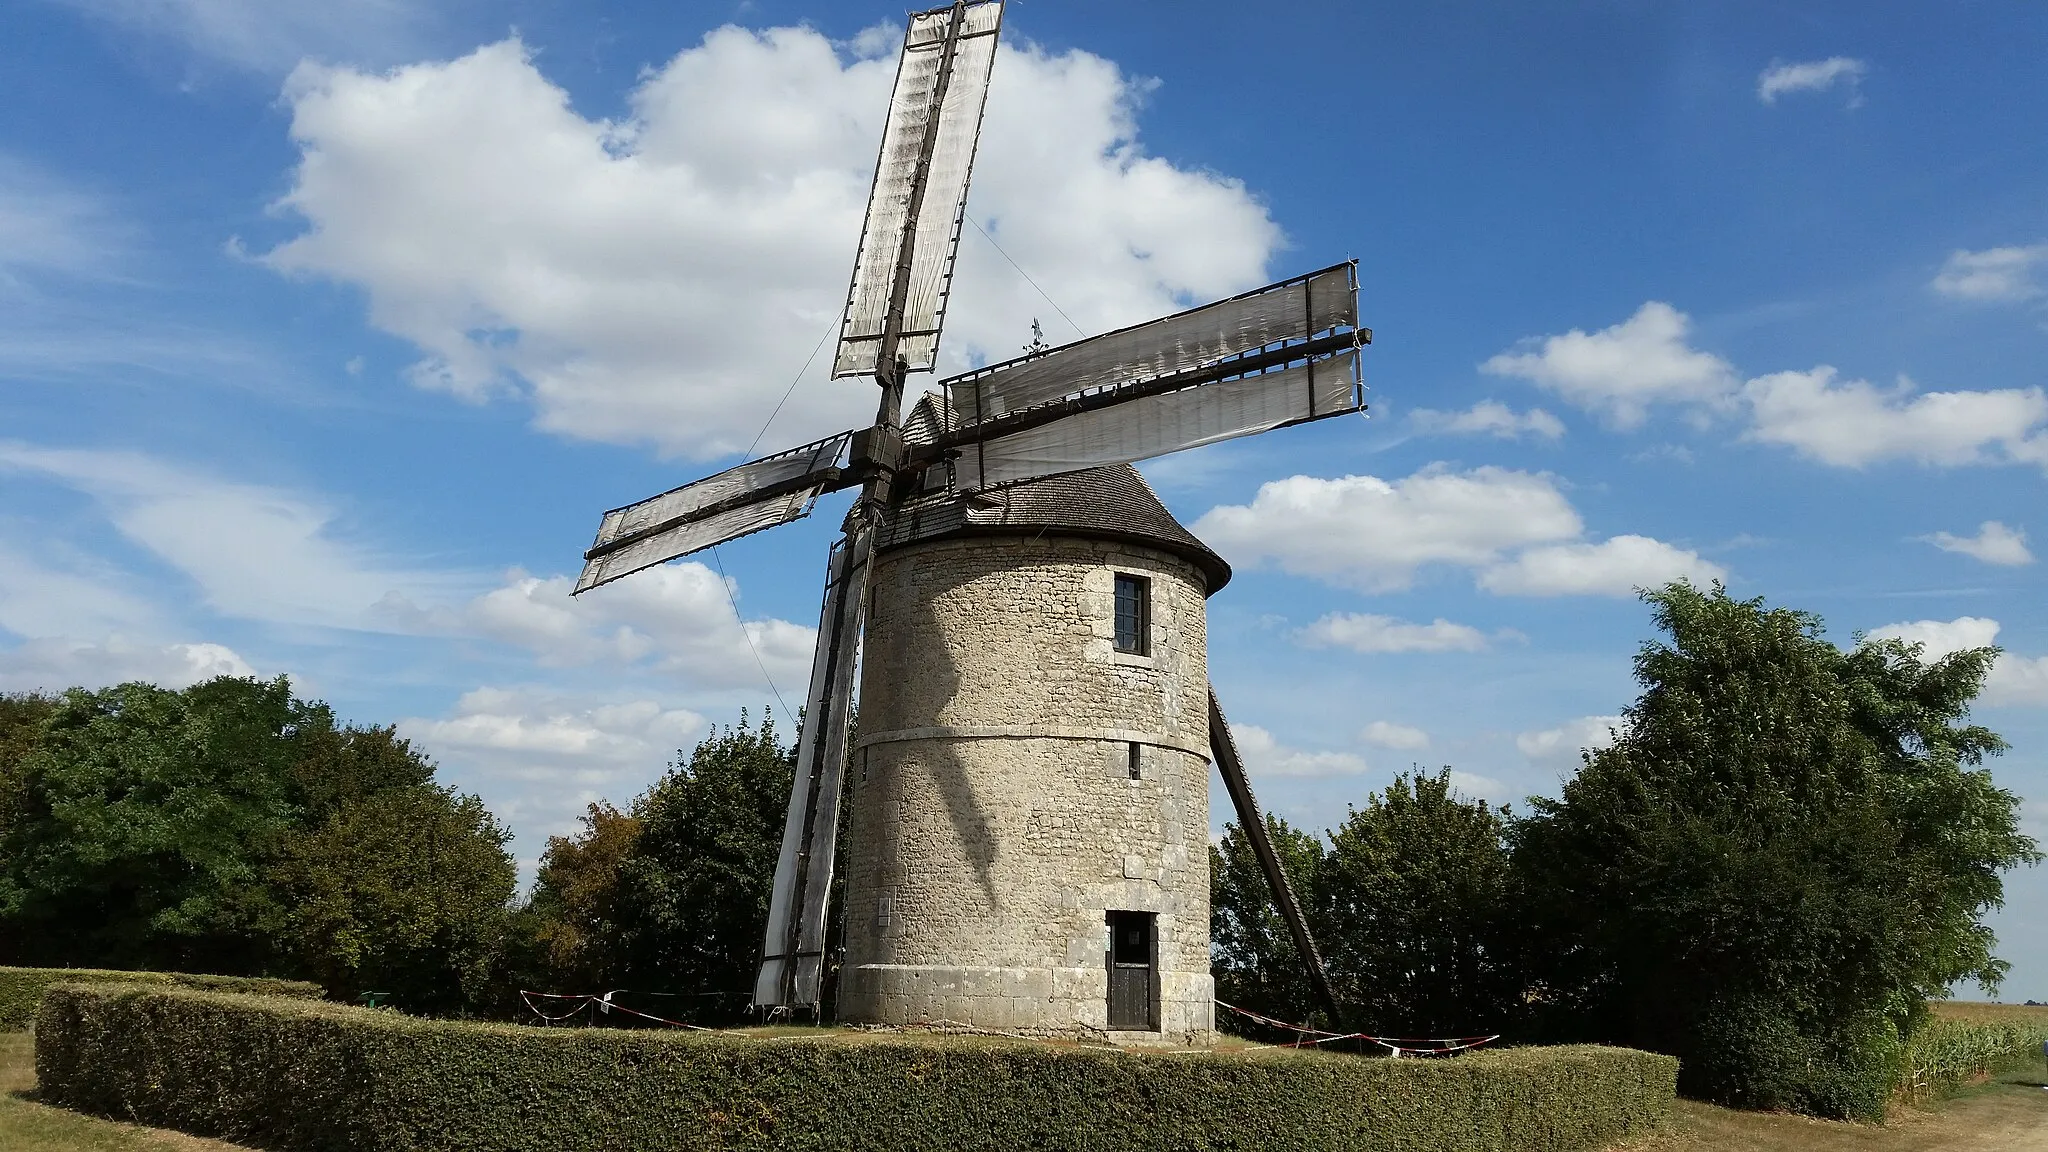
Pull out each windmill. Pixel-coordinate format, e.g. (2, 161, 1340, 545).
(574, 0, 1365, 1036)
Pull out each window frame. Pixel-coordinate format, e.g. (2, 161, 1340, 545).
(1112, 572, 1150, 656)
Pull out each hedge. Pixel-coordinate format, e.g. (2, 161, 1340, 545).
(35, 983, 1676, 1152)
(1, 966, 322, 1031)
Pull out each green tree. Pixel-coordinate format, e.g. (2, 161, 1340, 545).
(1209, 815, 1328, 1031)
(615, 709, 794, 1022)
(268, 783, 517, 1013)
(527, 801, 642, 990)
(0, 692, 59, 849)
(1321, 770, 1518, 1037)
(0, 678, 316, 971)
(1513, 582, 2040, 1119)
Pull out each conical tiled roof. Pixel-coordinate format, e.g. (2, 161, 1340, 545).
(876, 464, 1231, 593)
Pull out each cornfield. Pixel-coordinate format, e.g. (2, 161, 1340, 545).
(1895, 1003, 2048, 1105)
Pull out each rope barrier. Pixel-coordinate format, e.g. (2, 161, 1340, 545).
(518, 989, 742, 1031)
(1215, 999, 1499, 1057)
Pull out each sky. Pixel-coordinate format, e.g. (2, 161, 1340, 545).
(2, 1, 2044, 997)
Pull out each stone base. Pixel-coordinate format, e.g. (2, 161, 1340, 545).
(838, 963, 1214, 1046)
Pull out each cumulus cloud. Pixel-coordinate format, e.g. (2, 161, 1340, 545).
(261, 30, 1281, 459)
(1865, 616, 2048, 708)
(1517, 715, 1626, 769)
(1193, 467, 1582, 592)
(1488, 302, 2048, 471)
(1196, 465, 1711, 598)
(380, 563, 814, 689)
(1297, 613, 1493, 653)
(0, 636, 255, 693)
(1479, 535, 1727, 597)
(1757, 57, 1868, 106)
(402, 687, 705, 781)
(1407, 400, 1565, 441)
(0, 442, 466, 629)
(1361, 721, 1428, 751)
(1932, 244, 2048, 303)
(1867, 616, 2002, 661)
(1447, 770, 1511, 803)
(1743, 369, 2048, 469)
(1919, 521, 2033, 567)
(1480, 302, 1738, 429)
(1231, 724, 1369, 778)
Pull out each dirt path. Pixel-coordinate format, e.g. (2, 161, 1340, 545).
(1625, 1064, 2048, 1152)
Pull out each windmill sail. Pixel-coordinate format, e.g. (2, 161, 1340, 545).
(755, 529, 871, 1008)
(832, 1, 1004, 378)
(952, 348, 1360, 491)
(574, 432, 851, 594)
(945, 263, 1358, 426)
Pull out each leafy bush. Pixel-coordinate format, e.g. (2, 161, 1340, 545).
(37, 982, 1676, 1152)
(0, 965, 320, 1031)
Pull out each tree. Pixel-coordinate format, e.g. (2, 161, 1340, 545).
(0, 678, 314, 971)
(1513, 582, 2040, 1119)
(614, 709, 794, 1022)
(0, 677, 520, 1017)
(1209, 815, 1327, 1031)
(0, 692, 58, 850)
(527, 801, 642, 990)
(1320, 770, 1518, 1037)
(268, 783, 517, 1013)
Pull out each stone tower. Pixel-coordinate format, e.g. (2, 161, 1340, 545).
(835, 464, 1229, 1043)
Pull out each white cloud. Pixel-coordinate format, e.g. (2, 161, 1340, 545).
(380, 563, 814, 689)
(261, 31, 1281, 459)
(0, 541, 163, 641)
(0, 442, 465, 629)
(1447, 770, 1510, 803)
(1479, 535, 1728, 597)
(1481, 302, 1738, 429)
(1866, 616, 2048, 708)
(1742, 368, 2048, 469)
(54, 0, 428, 73)
(1407, 400, 1565, 440)
(1298, 613, 1492, 653)
(1193, 467, 1583, 592)
(400, 687, 707, 850)
(1361, 721, 1429, 751)
(1932, 244, 2048, 303)
(1868, 616, 2002, 662)
(1230, 724, 1369, 778)
(0, 636, 254, 693)
(0, 155, 125, 285)
(1919, 521, 2033, 567)
(1757, 57, 1868, 106)
(1989, 656, 2048, 707)
(1517, 715, 1626, 768)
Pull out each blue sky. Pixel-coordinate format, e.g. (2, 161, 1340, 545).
(3, 1, 2044, 996)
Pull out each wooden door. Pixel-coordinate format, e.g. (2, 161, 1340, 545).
(1107, 910, 1155, 1029)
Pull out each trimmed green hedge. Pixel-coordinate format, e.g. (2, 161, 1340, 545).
(36, 982, 1676, 1152)
(1, 966, 322, 1031)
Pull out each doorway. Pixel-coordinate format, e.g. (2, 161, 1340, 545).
(1106, 910, 1156, 1030)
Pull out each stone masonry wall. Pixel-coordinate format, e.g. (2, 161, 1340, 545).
(839, 534, 1214, 1042)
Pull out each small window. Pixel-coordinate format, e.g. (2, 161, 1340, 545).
(1113, 573, 1149, 655)
(1127, 741, 1142, 780)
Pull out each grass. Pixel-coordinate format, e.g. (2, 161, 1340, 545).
(1, 1032, 250, 1151)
